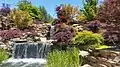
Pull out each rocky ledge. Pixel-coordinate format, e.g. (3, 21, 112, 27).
(83, 50, 120, 67)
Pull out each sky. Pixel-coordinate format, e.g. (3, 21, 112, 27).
(0, 0, 103, 17)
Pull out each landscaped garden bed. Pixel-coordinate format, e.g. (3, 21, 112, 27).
(0, 0, 120, 67)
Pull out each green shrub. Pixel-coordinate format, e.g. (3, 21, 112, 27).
(39, 6, 53, 23)
(17, 0, 43, 20)
(46, 48, 82, 67)
(0, 48, 9, 63)
(72, 31, 104, 49)
(9, 9, 33, 29)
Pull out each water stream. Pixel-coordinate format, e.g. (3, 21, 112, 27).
(0, 42, 52, 67)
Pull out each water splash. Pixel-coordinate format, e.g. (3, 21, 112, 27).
(0, 58, 46, 67)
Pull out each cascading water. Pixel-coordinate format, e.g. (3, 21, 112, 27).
(50, 26, 55, 39)
(0, 42, 52, 67)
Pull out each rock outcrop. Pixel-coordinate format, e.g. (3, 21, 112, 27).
(84, 50, 120, 67)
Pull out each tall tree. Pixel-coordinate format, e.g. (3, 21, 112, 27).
(39, 6, 53, 23)
(81, 0, 98, 21)
(39, 6, 48, 20)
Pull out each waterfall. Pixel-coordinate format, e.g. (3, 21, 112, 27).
(50, 26, 55, 39)
(0, 42, 52, 67)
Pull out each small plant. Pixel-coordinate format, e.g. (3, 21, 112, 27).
(46, 48, 81, 67)
(0, 48, 9, 63)
(72, 30, 104, 49)
(9, 9, 33, 29)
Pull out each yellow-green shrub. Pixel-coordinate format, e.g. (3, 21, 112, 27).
(9, 9, 33, 29)
(0, 48, 9, 63)
(72, 31, 104, 48)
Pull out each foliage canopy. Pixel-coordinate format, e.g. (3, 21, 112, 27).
(17, 0, 43, 20)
